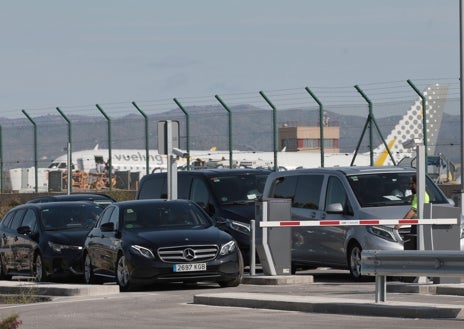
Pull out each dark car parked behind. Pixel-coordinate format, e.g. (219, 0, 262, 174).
(0, 201, 103, 282)
(84, 199, 243, 291)
(27, 193, 115, 208)
(135, 169, 271, 264)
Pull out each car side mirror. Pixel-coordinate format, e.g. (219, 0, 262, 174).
(17, 226, 32, 235)
(326, 203, 344, 214)
(100, 222, 115, 232)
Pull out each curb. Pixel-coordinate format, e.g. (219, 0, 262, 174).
(193, 292, 464, 319)
(0, 281, 120, 297)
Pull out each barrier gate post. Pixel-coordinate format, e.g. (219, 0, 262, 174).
(255, 198, 292, 276)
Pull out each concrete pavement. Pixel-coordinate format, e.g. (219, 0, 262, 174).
(2, 274, 464, 319)
(194, 274, 464, 319)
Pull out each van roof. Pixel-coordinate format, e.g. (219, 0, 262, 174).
(269, 166, 416, 177)
(140, 168, 271, 180)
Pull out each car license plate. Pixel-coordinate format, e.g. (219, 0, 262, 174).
(173, 263, 207, 272)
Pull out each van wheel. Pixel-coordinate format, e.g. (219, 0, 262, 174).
(347, 242, 362, 280)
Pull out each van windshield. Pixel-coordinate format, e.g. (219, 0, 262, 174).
(347, 173, 449, 208)
(209, 173, 269, 204)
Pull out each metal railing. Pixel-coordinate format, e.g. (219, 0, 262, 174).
(361, 250, 464, 302)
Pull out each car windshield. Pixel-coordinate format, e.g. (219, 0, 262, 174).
(347, 172, 449, 208)
(122, 203, 213, 230)
(41, 205, 102, 231)
(209, 173, 268, 204)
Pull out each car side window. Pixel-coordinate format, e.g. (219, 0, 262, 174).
(1, 211, 15, 228)
(109, 207, 120, 230)
(10, 209, 26, 230)
(293, 175, 323, 209)
(98, 206, 114, 227)
(21, 209, 38, 233)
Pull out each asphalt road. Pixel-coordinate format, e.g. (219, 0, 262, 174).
(1, 270, 464, 329)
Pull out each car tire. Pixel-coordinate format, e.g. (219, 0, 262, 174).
(33, 253, 47, 282)
(84, 253, 100, 284)
(116, 254, 133, 292)
(218, 250, 244, 288)
(347, 242, 363, 280)
(0, 255, 12, 280)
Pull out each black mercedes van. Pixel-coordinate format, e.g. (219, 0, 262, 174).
(136, 169, 271, 264)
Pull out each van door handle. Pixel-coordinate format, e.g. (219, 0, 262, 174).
(321, 213, 326, 219)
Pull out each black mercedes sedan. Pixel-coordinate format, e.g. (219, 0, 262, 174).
(0, 201, 103, 281)
(83, 199, 243, 291)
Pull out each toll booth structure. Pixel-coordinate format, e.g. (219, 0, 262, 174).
(255, 198, 292, 276)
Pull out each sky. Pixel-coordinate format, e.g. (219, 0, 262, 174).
(0, 0, 460, 118)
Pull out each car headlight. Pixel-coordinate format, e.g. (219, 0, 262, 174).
(219, 240, 237, 256)
(48, 241, 82, 253)
(230, 220, 250, 234)
(366, 225, 397, 242)
(130, 245, 155, 259)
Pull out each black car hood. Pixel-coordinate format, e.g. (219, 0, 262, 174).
(216, 203, 255, 223)
(126, 226, 232, 248)
(44, 229, 90, 245)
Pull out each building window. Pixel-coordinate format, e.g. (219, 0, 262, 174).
(302, 139, 320, 148)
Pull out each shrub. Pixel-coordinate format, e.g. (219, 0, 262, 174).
(0, 313, 22, 329)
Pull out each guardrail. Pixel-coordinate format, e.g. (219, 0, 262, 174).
(361, 250, 464, 303)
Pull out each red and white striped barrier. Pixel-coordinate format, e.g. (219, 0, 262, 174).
(259, 218, 458, 228)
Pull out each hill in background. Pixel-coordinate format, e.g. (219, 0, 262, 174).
(0, 106, 460, 169)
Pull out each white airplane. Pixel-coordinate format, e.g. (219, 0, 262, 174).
(8, 83, 448, 192)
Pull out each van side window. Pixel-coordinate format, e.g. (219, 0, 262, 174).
(137, 176, 167, 199)
(325, 176, 349, 211)
(270, 176, 298, 201)
(293, 175, 323, 209)
(190, 178, 209, 206)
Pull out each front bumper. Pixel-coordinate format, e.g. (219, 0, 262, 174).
(124, 250, 241, 285)
(43, 249, 84, 278)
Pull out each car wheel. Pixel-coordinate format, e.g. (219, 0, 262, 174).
(33, 253, 47, 282)
(84, 253, 100, 284)
(116, 254, 133, 291)
(347, 242, 363, 280)
(0, 255, 11, 280)
(218, 250, 244, 288)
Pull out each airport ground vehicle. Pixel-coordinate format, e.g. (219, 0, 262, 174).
(0, 201, 103, 281)
(83, 199, 243, 291)
(136, 169, 271, 264)
(262, 166, 455, 279)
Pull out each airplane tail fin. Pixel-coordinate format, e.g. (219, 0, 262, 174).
(373, 84, 448, 166)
